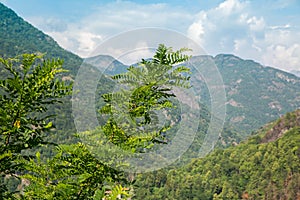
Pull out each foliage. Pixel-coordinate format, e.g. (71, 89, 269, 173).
(134, 110, 300, 199)
(0, 2, 84, 150)
(99, 44, 192, 151)
(0, 53, 72, 198)
(21, 143, 128, 200)
(102, 184, 130, 200)
(2, 3, 299, 199)
(15, 45, 193, 199)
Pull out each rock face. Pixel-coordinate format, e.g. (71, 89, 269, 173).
(261, 109, 300, 143)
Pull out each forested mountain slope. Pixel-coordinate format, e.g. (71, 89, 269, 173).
(134, 109, 300, 199)
(0, 3, 239, 155)
(0, 3, 82, 74)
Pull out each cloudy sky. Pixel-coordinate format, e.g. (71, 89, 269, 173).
(1, 0, 300, 72)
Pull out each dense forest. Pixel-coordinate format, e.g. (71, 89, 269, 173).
(1, 2, 300, 200)
(134, 111, 300, 199)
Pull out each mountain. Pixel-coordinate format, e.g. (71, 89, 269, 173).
(291, 70, 300, 77)
(134, 109, 300, 199)
(86, 53, 300, 134)
(1, 3, 300, 199)
(189, 54, 300, 133)
(84, 54, 128, 75)
(2, 1, 300, 136)
(0, 3, 82, 75)
(0, 3, 239, 155)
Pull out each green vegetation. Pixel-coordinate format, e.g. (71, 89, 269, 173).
(133, 110, 300, 199)
(99, 44, 191, 150)
(0, 3, 82, 74)
(0, 54, 72, 199)
(0, 44, 193, 199)
(1, 3, 300, 199)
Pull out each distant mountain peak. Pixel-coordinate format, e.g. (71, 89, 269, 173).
(84, 55, 128, 75)
(214, 53, 242, 60)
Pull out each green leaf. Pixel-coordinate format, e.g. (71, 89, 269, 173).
(44, 121, 53, 129)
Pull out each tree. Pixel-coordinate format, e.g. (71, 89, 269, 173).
(99, 44, 192, 151)
(21, 143, 128, 200)
(0, 53, 72, 198)
(2, 45, 192, 199)
(21, 44, 192, 199)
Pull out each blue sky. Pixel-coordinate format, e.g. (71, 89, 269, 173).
(1, 0, 300, 72)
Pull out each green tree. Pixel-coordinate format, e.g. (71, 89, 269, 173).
(21, 44, 192, 199)
(99, 44, 191, 151)
(0, 53, 72, 198)
(21, 143, 128, 200)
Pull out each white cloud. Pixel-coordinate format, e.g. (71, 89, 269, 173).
(104, 41, 154, 65)
(215, 0, 246, 15)
(187, 0, 252, 53)
(263, 44, 300, 71)
(120, 42, 154, 65)
(269, 24, 291, 30)
(27, 16, 68, 32)
(187, 0, 300, 71)
(29, 1, 193, 59)
(81, 1, 193, 35)
(247, 16, 265, 32)
(46, 29, 103, 57)
(187, 22, 205, 46)
(18, 0, 300, 71)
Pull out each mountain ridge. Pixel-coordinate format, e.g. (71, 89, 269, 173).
(0, 2, 82, 75)
(84, 53, 300, 134)
(188, 54, 300, 132)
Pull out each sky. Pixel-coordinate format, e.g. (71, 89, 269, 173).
(1, 0, 300, 72)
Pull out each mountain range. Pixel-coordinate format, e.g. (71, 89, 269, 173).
(0, 2, 300, 199)
(189, 54, 300, 132)
(84, 53, 300, 134)
(2, 3, 300, 136)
